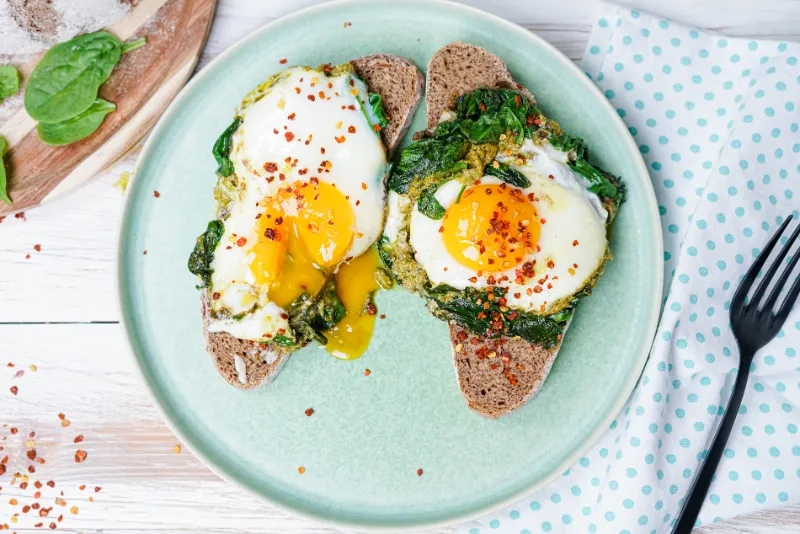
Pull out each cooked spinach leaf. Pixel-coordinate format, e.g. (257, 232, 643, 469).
(25, 32, 145, 123)
(549, 132, 622, 201)
(454, 88, 540, 144)
(417, 185, 445, 220)
(188, 220, 224, 288)
(272, 334, 295, 347)
(377, 235, 394, 269)
(287, 278, 346, 345)
(212, 116, 242, 177)
(0, 137, 9, 205)
(426, 285, 566, 348)
(483, 161, 531, 188)
(368, 93, 390, 128)
(0, 66, 20, 102)
(388, 132, 470, 194)
(37, 98, 116, 146)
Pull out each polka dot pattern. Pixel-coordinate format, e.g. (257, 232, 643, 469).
(461, 7, 800, 534)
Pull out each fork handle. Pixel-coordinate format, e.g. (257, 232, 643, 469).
(672, 353, 752, 533)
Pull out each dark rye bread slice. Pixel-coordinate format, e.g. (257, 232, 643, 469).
(351, 54, 424, 153)
(427, 44, 554, 417)
(425, 43, 535, 129)
(204, 54, 424, 390)
(450, 324, 563, 418)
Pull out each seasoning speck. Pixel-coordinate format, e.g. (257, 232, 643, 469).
(417, 468, 423, 476)
(279, 58, 287, 64)
(298, 466, 305, 474)
(364, 369, 371, 376)
(174, 444, 181, 454)
(74, 450, 87, 463)
(153, 191, 160, 198)
(304, 408, 314, 416)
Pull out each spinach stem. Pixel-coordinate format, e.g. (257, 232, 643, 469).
(121, 37, 147, 54)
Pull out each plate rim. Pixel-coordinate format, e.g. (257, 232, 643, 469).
(116, 0, 664, 531)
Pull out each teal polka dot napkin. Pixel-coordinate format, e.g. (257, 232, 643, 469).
(460, 5, 800, 533)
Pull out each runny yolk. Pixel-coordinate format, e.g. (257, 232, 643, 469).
(323, 247, 382, 360)
(441, 183, 540, 273)
(250, 180, 355, 308)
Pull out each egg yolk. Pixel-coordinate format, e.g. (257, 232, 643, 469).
(441, 183, 540, 273)
(323, 247, 382, 360)
(250, 180, 355, 308)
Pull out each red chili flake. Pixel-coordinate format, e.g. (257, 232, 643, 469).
(284, 132, 295, 142)
(153, 191, 161, 198)
(335, 135, 346, 143)
(27, 449, 36, 460)
(49, 522, 56, 529)
(236, 237, 247, 247)
(379, 314, 386, 319)
(143, 250, 148, 255)
(304, 408, 314, 416)
(26, 254, 31, 259)
(347, 125, 356, 134)
(572, 240, 579, 246)
(264, 162, 278, 173)
(33, 244, 41, 252)
(533, 118, 541, 125)
(73, 434, 84, 444)
(417, 468, 423, 476)
(373, 124, 382, 132)
(94, 486, 101, 492)
(14, 370, 24, 379)
(279, 58, 287, 64)
(15, 212, 26, 220)
(364, 369, 371, 376)
(10, 386, 18, 395)
(307, 95, 316, 102)
(212, 292, 220, 301)
(46, 480, 55, 488)
(74, 450, 87, 463)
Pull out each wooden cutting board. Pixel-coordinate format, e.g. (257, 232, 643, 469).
(0, 0, 217, 215)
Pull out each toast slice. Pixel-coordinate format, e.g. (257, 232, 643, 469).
(203, 54, 424, 390)
(426, 43, 558, 417)
(352, 54, 425, 153)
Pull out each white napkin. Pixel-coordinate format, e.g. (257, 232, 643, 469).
(460, 4, 800, 533)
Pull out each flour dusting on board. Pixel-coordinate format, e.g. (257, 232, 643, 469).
(0, 0, 137, 123)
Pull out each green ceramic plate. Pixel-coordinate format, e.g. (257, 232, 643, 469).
(118, 0, 662, 530)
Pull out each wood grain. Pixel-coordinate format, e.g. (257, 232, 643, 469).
(1, 0, 800, 532)
(0, 0, 216, 215)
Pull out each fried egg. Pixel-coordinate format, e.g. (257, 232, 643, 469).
(387, 139, 608, 315)
(207, 66, 388, 349)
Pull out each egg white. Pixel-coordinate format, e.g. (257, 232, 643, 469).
(391, 139, 609, 314)
(208, 67, 388, 340)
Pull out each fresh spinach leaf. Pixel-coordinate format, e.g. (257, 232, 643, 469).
(37, 98, 116, 146)
(0, 66, 20, 102)
(417, 185, 445, 219)
(0, 137, 9, 205)
(426, 285, 565, 348)
(368, 93, 390, 128)
(483, 161, 531, 188)
(272, 334, 295, 347)
(25, 32, 145, 123)
(212, 116, 242, 177)
(388, 132, 470, 194)
(188, 220, 224, 288)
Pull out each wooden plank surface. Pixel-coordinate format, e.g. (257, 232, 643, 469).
(2, 0, 800, 532)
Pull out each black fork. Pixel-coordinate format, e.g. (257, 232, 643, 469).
(673, 214, 800, 533)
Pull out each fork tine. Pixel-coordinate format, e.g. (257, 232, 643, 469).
(756, 219, 800, 311)
(731, 215, 794, 311)
(774, 253, 800, 326)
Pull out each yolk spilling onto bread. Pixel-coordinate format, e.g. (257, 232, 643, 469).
(249, 180, 381, 358)
(441, 184, 540, 273)
(323, 247, 382, 360)
(251, 181, 354, 308)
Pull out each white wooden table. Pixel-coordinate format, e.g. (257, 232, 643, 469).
(2, 0, 800, 532)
